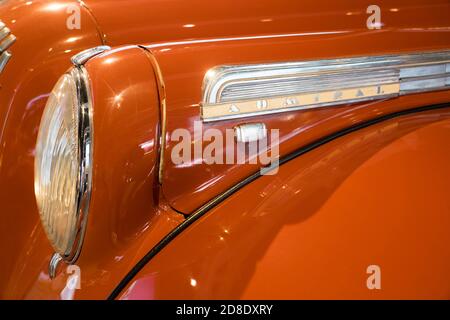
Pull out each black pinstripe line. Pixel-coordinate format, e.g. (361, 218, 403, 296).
(108, 102, 450, 300)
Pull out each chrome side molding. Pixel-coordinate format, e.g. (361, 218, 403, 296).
(0, 51, 11, 74)
(201, 51, 450, 122)
(0, 19, 16, 74)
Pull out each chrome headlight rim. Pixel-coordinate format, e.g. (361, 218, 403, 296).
(35, 65, 93, 265)
(65, 65, 93, 264)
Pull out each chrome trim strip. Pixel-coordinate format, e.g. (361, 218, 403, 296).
(203, 84, 400, 122)
(0, 26, 10, 42)
(71, 45, 111, 66)
(0, 20, 16, 75)
(201, 51, 450, 122)
(0, 51, 12, 73)
(142, 48, 167, 184)
(400, 75, 448, 93)
(0, 34, 16, 52)
(447, 63, 450, 86)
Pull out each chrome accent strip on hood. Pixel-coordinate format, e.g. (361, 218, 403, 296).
(201, 50, 450, 122)
(0, 51, 11, 73)
(0, 19, 16, 74)
(0, 34, 15, 52)
(0, 26, 11, 42)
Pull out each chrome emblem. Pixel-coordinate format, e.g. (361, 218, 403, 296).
(0, 20, 16, 74)
(201, 51, 450, 122)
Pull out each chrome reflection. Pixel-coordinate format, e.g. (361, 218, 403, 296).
(201, 51, 450, 122)
(71, 45, 111, 66)
(0, 19, 16, 74)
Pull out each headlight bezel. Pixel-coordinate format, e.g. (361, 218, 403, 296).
(34, 65, 94, 265)
(67, 65, 94, 264)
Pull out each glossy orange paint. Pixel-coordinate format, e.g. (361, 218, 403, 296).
(82, 0, 450, 48)
(75, 0, 450, 214)
(2, 47, 185, 299)
(85, 47, 163, 253)
(0, 0, 103, 298)
(0, 0, 449, 300)
(147, 33, 450, 213)
(119, 109, 450, 300)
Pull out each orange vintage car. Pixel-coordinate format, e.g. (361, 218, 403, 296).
(0, 0, 449, 300)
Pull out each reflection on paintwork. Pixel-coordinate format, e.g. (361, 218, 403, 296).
(1, 0, 450, 300)
(41, 3, 66, 12)
(152, 23, 450, 213)
(120, 111, 450, 299)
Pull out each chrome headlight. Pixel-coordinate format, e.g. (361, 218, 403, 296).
(34, 66, 93, 263)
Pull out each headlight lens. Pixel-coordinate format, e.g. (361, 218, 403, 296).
(35, 67, 92, 262)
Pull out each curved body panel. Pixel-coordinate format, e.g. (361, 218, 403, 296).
(82, 0, 450, 47)
(78, 0, 450, 213)
(1, 47, 185, 299)
(0, 0, 448, 299)
(119, 108, 450, 299)
(147, 34, 450, 213)
(0, 0, 103, 297)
